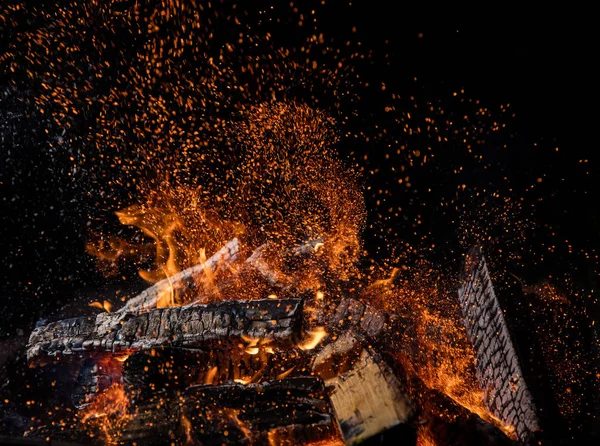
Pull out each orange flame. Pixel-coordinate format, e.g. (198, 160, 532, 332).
(367, 262, 516, 439)
(80, 383, 130, 444)
(298, 327, 327, 351)
(225, 409, 253, 441)
(204, 366, 218, 385)
(86, 102, 366, 310)
(115, 206, 181, 283)
(89, 300, 112, 313)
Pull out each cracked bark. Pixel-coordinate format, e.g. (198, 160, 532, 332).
(458, 246, 540, 443)
(27, 298, 303, 366)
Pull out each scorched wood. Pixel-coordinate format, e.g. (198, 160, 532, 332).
(93, 377, 341, 445)
(118, 238, 240, 313)
(27, 298, 303, 366)
(458, 246, 540, 443)
(325, 297, 389, 338)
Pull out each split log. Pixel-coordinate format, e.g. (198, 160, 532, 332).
(312, 332, 414, 444)
(458, 246, 540, 443)
(119, 238, 240, 313)
(27, 298, 303, 366)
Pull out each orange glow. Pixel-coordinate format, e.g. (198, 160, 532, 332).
(416, 426, 437, 446)
(298, 327, 327, 351)
(181, 413, 194, 445)
(234, 378, 250, 385)
(11, 1, 560, 442)
(85, 101, 365, 310)
(225, 409, 253, 441)
(370, 265, 517, 439)
(80, 383, 130, 445)
(276, 366, 295, 380)
(204, 366, 218, 385)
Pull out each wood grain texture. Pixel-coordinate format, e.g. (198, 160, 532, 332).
(312, 333, 414, 444)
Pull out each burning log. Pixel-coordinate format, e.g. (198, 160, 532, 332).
(312, 332, 414, 444)
(119, 238, 240, 313)
(67, 377, 341, 445)
(417, 383, 520, 446)
(27, 298, 303, 366)
(72, 357, 125, 409)
(120, 345, 314, 400)
(458, 246, 540, 443)
(123, 377, 341, 445)
(325, 297, 390, 338)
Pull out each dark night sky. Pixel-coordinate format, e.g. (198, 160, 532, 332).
(1, 2, 598, 337)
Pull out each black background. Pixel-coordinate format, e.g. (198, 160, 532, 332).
(1, 2, 598, 340)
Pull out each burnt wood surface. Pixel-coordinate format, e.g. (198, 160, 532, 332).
(119, 377, 341, 445)
(118, 238, 240, 313)
(27, 298, 303, 366)
(122, 346, 313, 400)
(47, 377, 338, 445)
(458, 246, 540, 443)
(325, 298, 388, 338)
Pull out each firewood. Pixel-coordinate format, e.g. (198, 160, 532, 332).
(72, 357, 124, 409)
(312, 332, 414, 444)
(458, 246, 540, 443)
(325, 298, 389, 338)
(27, 298, 303, 366)
(118, 238, 240, 313)
(122, 345, 314, 401)
(75, 377, 341, 445)
(26, 377, 342, 445)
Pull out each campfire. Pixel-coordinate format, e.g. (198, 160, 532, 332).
(20, 103, 547, 446)
(2, 2, 596, 446)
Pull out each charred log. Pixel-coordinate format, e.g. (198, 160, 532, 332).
(72, 357, 124, 409)
(325, 297, 389, 338)
(27, 298, 303, 366)
(458, 246, 540, 443)
(69, 377, 341, 445)
(121, 345, 313, 402)
(122, 377, 341, 445)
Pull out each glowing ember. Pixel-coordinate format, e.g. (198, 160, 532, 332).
(80, 383, 130, 445)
